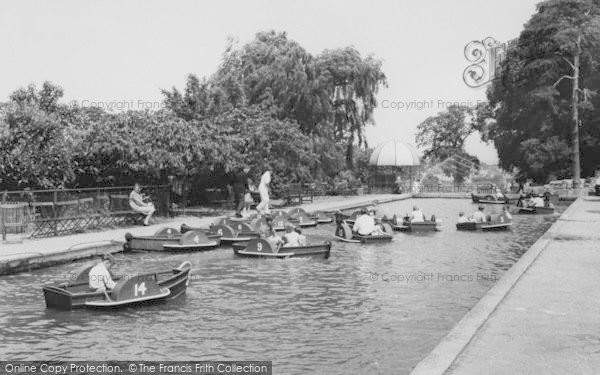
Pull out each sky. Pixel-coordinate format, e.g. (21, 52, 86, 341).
(0, 0, 541, 164)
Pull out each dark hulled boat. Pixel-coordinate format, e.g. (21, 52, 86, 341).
(42, 261, 192, 310)
(232, 238, 331, 259)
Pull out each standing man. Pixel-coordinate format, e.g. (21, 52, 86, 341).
(129, 183, 155, 226)
(256, 171, 272, 216)
(234, 166, 251, 218)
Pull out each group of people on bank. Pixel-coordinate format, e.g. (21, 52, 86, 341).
(128, 167, 275, 226)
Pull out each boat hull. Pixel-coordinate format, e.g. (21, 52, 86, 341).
(43, 261, 192, 310)
(232, 240, 331, 259)
(456, 222, 512, 231)
(518, 206, 555, 215)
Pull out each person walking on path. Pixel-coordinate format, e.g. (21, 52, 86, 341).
(234, 166, 251, 218)
(256, 171, 272, 215)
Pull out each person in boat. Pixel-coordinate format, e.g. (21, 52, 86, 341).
(129, 183, 155, 226)
(528, 193, 545, 208)
(353, 208, 385, 236)
(295, 227, 307, 246)
(495, 188, 505, 200)
(504, 180, 513, 194)
(410, 206, 425, 223)
(234, 166, 251, 218)
(502, 206, 513, 220)
(282, 224, 300, 247)
(256, 171, 272, 215)
(89, 255, 116, 291)
(471, 204, 487, 223)
(457, 212, 471, 223)
(260, 215, 283, 248)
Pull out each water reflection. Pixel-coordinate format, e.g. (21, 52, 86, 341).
(0, 199, 565, 373)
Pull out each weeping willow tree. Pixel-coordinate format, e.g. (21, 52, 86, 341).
(314, 47, 387, 168)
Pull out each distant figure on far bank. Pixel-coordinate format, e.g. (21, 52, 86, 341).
(129, 183, 155, 226)
(234, 165, 251, 218)
(256, 171, 272, 215)
(412, 179, 421, 194)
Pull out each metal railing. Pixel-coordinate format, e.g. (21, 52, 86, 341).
(1, 185, 171, 220)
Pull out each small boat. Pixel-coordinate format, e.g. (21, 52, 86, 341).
(232, 238, 331, 259)
(396, 215, 440, 232)
(313, 211, 333, 224)
(471, 193, 511, 204)
(456, 213, 512, 231)
(181, 222, 259, 244)
(124, 227, 220, 252)
(517, 205, 555, 214)
(334, 222, 394, 243)
(213, 216, 252, 227)
(288, 212, 318, 227)
(42, 261, 192, 310)
(272, 210, 292, 219)
(251, 216, 293, 232)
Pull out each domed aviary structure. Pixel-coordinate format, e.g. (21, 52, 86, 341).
(368, 140, 421, 193)
(369, 140, 421, 167)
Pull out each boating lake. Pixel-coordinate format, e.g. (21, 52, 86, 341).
(0, 198, 566, 374)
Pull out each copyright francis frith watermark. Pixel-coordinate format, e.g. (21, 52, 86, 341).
(367, 271, 498, 283)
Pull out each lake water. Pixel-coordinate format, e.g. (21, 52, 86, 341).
(0, 199, 565, 374)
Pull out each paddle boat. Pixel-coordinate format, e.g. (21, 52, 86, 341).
(334, 222, 394, 243)
(514, 196, 556, 214)
(456, 213, 512, 231)
(288, 212, 318, 228)
(250, 215, 293, 232)
(232, 238, 331, 259)
(124, 227, 220, 252)
(516, 205, 555, 215)
(386, 214, 441, 232)
(42, 261, 192, 310)
(288, 207, 332, 224)
(180, 222, 259, 245)
(313, 211, 333, 224)
(470, 193, 515, 205)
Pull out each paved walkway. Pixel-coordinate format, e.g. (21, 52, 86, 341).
(0, 194, 407, 274)
(411, 196, 600, 374)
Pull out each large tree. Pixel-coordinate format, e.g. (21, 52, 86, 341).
(480, 0, 600, 183)
(416, 105, 480, 183)
(0, 83, 80, 189)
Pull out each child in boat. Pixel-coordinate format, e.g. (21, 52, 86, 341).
(295, 227, 307, 246)
(282, 224, 300, 247)
(89, 255, 116, 291)
(502, 206, 513, 220)
(410, 206, 425, 222)
(457, 212, 471, 223)
(261, 216, 283, 248)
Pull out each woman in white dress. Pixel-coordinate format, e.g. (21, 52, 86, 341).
(256, 171, 271, 215)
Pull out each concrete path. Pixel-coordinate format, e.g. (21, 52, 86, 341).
(411, 196, 600, 374)
(0, 194, 407, 274)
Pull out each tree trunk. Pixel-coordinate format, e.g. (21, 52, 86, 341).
(572, 33, 581, 190)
